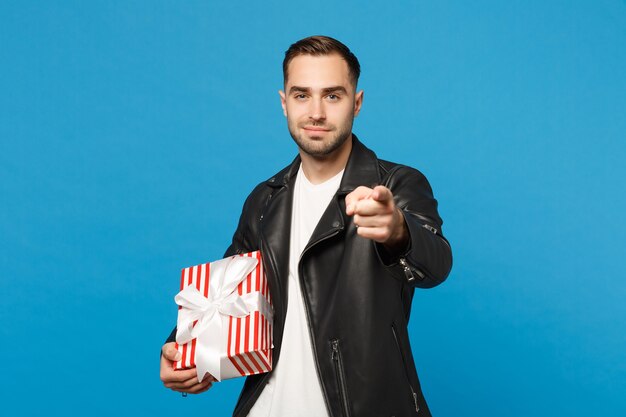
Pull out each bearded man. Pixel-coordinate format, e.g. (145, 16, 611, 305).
(160, 35, 452, 417)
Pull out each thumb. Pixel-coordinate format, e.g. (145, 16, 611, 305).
(162, 342, 182, 362)
(345, 186, 374, 215)
(371, 186, 393, 204)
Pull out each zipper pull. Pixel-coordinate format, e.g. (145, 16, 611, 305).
(331, 339, 339, 360)
(399, 258, 415, 282)
(413, 391, 419, 412)
(408, 384, 419, 413)
(422, 224, 437, 235)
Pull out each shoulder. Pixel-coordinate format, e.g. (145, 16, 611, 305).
(377, 159, 433, 193)
(376, 158, 441, 225)
(240, 159, 297, 212)
(225, 161, 295, 255)
(242, 181, 271, 209)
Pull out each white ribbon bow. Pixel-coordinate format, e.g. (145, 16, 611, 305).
(175, 255, 260, 382)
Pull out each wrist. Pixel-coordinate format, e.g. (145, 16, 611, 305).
(383, 207, 409, 254)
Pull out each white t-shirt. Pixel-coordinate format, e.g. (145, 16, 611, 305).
(247, 165, 343, 417)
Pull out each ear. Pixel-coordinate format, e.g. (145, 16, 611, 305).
(278, 90, 287, 117)
(353, 90, 364, 117)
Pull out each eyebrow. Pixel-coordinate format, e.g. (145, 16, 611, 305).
(288, 86, 349, 94)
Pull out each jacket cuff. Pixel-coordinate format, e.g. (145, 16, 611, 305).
(376, 209, 452, 288)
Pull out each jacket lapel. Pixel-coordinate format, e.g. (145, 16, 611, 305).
(259, 136, 381, 313)
(258, 158, 299, 320)
(304, 135, 382, 254)
(337, 135, 382, 194)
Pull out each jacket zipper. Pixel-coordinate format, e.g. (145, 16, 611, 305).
(331, 339, 352, 417)
(399, 257, 416, 282)
(298, 226, 342, 415)
(399, 257, 427, 283)
(391, 323, 420, 413)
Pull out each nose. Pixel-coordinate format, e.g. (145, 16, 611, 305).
(309, 97, 326, 122)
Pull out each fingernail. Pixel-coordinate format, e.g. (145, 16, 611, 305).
(174, 352, 182, 361)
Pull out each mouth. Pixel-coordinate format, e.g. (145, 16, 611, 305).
(302, 126, 331, 132)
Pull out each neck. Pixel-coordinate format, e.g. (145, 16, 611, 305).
(299, 135, 353, 184)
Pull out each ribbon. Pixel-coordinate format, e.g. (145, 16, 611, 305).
(175, 255, 267, 382)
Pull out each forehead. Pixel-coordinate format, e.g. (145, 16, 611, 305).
(285, 54, 352, 89)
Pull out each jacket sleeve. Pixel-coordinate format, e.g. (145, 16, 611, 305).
(376, 165, 453, 289)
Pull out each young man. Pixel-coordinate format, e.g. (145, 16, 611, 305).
(160, 36, 452, 417)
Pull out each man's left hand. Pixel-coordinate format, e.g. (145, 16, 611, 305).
(345, 185, 409, 253)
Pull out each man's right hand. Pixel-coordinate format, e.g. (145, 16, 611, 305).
(160, 342, 215, 394)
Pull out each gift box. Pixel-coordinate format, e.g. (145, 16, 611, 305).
(173, 251, 273, 382)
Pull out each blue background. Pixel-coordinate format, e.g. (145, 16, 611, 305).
(1, 1, 625, 416)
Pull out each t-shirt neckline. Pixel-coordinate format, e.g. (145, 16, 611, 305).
(298, 164, 345, 190)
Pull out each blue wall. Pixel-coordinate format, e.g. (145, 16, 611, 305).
(1, 1, 624, 416)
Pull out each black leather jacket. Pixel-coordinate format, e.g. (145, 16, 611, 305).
(169, 137, 452, 416)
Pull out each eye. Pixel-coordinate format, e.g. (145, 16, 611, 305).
(294, 93, 308, 100)
(326, 94, 340, 101)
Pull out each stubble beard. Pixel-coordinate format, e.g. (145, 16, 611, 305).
(288, 120, 353, 158)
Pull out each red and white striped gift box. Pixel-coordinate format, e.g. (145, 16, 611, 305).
(174, 251, 273, 380)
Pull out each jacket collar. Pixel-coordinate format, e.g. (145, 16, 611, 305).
(264, 134, 381, 192)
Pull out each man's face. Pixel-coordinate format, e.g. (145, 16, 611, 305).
(280, 54, 363, 158)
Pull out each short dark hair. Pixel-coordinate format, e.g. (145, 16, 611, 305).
(283, 35, 361, 87)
